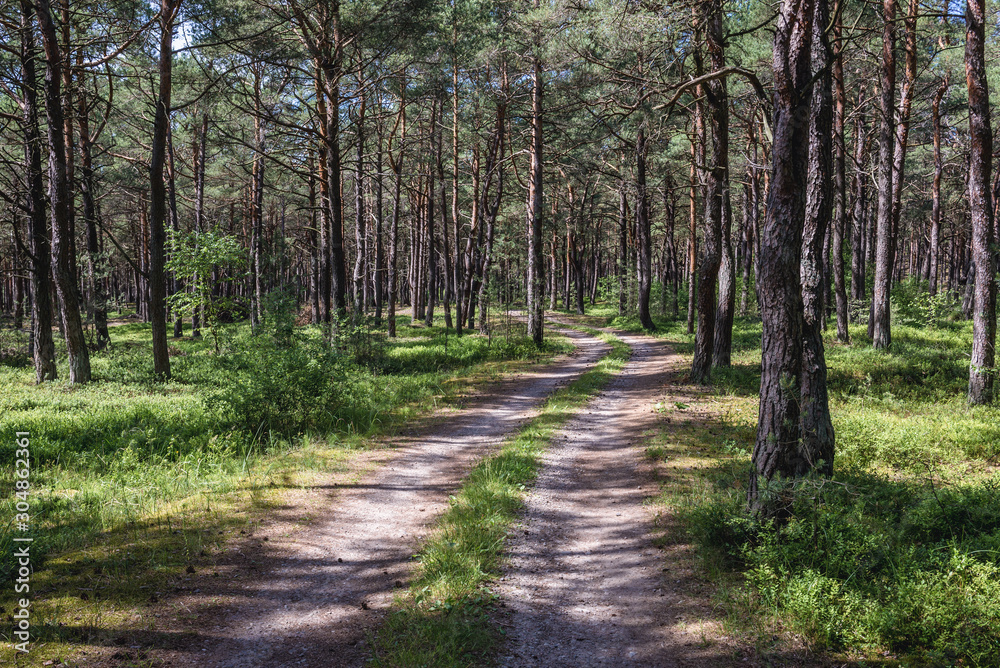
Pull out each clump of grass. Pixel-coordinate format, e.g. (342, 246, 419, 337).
(369, 328, 629, 668)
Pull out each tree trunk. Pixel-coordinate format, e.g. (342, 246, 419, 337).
(527, 24, 545, 346)
(871, 0, 897, 350)
(20, 0, 57, 382)
(35, 0, 92, 383)
(929, 76, 949, 296)
(687, 136, 698, 335)
(800, 0, 835, 475)
(636, 127, 654, 330)
(387, 91, 406, 338)
(749, 0, 815, 515)
(887, 0, 919, 290)
(691, 0, 726, 384)
(966, 0, 997, 405)
(714, 180, 735, 367)
(354, 86, 368, 320)
(618, 186, 629, 317)
(831, 18, 850, 343)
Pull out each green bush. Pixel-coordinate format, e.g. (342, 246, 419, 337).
(207, 335, 351, 437)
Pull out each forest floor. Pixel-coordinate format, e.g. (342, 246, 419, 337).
(13, 306, 994, 667)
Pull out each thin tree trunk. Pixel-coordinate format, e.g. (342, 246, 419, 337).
(872, 0, 897, 349)
(714, 184, 735, 367)
(928, 76, 949, 296)
(387, 87, 406, 338)
(526, 14, 545, 345)
(618, 186, 629, 317)
(691, 0, 726, 383)
(831, 17, 850, 342)
(687, 131, 699, 335)
(966, 0, 997, 404)
(636, 128, 654, 330)
(354, 85, 368, 320)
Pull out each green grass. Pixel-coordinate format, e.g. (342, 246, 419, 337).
(636, 302, 1000, 665)
(369, 327, 630, 668)
(0, 313, 569, 665)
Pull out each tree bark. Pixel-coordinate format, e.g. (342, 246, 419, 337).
(800, 0, 835, 475)
(871, 0, 897, 350)
(749, 0, 815, 514)
(831, 17, 850, 343)
(966, 0, 997, 405)
(636, 127, 654, 330)
(354, 85, 368, 320)
(691, 0, 726, 384)
(20, 0, 57, 382)
(387, 88, 406, 338)
(928, 76, 949, 296)
(526, 22, 545, 346)
(618, 186, 629, 317)
(686, 136, 698, 335)
(35, 0, 92, 383)
(714, 179, 735, 367)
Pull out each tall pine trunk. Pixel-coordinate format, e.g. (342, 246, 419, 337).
(966, 0, 997, 404)
(20, 0, 57, 382)
(871, 0, 897, 349)
(35, 0, 92, 383)
(800, 0, 835, 475)
(749, 0, 815, 515)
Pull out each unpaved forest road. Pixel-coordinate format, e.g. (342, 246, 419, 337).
(154, 325, 608, 668)
(495, 328, 739, 667)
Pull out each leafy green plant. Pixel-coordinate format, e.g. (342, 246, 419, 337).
(166, 229, 248, 352)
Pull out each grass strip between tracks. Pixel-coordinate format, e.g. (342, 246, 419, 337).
(369, 326, 630, 668)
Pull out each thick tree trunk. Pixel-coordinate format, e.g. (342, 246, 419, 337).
(871, 0, 897, 350)
(800, 0, 835, 475)
(35, 0, 91, 383)
(966, 0, 997, 405)
(20, 0, 57, 382)
(749, 0, 815, 515)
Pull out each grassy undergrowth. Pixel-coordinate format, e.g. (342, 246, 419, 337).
(0, 313, 567, 664)
(637, 308, 1000, 666)
(369, 327, 630, 668)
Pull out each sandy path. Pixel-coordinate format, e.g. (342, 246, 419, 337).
(494, 330, 739, 668)
(151, 325, 608, 668)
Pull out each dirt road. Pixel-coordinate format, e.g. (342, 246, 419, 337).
(494, 330, 739, 667)
(150, 325, 608, 668)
